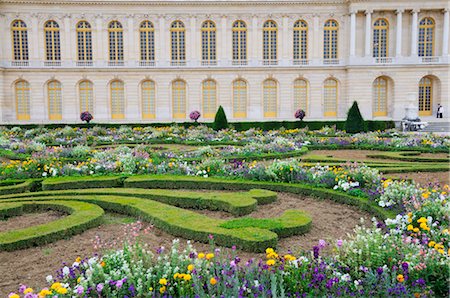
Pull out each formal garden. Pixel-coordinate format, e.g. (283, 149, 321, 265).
(1, 107, 449, 297)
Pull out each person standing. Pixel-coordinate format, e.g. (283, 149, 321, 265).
(437, 104, 444, 118)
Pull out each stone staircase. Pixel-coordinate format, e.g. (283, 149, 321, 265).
(421, 120, 450, 132)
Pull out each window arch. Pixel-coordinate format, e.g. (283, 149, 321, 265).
(233, 79, 247, 118)
(263, 79, 277, 117)
(108, 21, 123, 61)
(44, 21, 60, 61)
(323, 20, 338, 59)
(373, 19, 388, 58)
(142, 80, 156, 119)
(11, 20, 29, 61)
(418, 17, 435, 57)
(202, 80, 217, 118)
(263, 21, 277, 62)
(418, 76, 433, 116)
(172, 80, 186, 119)
(15, 80, 30, 120)
(323, 78, 338, 116)
(294, 79, 308, 113)
(293, 20, 308, 60)
(110, 80, 125, 119)
(232, 21, 247, 63)
(171, 21, 186, 62)
(48, 80, 62, 120)
(202, 21, 216, 62)
(77, 21, 92, 61)
(372, 77, 388, 117)
(140, 21, 155, 62)
(79, 80, 94, 113)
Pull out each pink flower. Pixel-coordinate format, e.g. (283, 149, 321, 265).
(336, 239, 343, 247)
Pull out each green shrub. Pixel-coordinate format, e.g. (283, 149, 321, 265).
(42, 176, 124, 190)
(213, 106, 229, 131)
(0, 179, 40, 195)
(345, 101, 366, 133)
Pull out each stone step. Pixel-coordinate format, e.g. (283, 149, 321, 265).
(421, 121, 450, 132)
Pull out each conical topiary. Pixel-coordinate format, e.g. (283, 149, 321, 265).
(213, 106, 229, 131)
(345, 101, 366, 133)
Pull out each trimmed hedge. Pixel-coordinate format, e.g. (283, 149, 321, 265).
(0, 179, 40, 195)
(0, 200, 104, 251)
(366, 151, 450, 163)
(42, 176, 124, 191)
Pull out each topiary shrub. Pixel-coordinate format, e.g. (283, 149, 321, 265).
(345, 101, 366, 133)
(213, 106, 229, 131)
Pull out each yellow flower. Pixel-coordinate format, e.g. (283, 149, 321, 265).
(407, 212, 412, 217)
(187, 264, 194, 271)
(101, 261, 106, 267)
(38, 288, 53, 297)
(407, 218, 413, 223)
(417, 217, 427, 223)
(50, 283, 62, 290)
(397, 274, 404, 283)
(183, 274, 192, 281)
(173, 273, 180, 279)
(159, 286, 166, 294)
(210, 277, 217, 285)
(24, 288, 33, 294)
(420, 222, 428, 230)
(149, 287, 153, 291)
(407, 224, 414, 231)
(56, 287, 68, 294)
(438, 249, 445, 254)
(9, 294, 20, 298)
(206, 253, 214, 260)
(413, 228, 420, 233)
(75, 257, 81, 263)
(428, 241, 436, 247)
(422, 192, 430, 199)
(159, 278, 168, 285)
(265, 248, 274, 254)
(198, 253, 205, 259)
(266, 259, 276, 266)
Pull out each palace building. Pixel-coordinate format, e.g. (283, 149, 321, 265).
(0, 0, 448, 123)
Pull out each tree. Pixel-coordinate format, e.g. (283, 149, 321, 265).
(345, 101, 366, 133)
(213, 106, 228, 131)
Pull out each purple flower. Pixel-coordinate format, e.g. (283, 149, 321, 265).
(336, 239, 343, 247)
(313, 246, 320, 259)
(18, 285, 26, 293)
(76, 286, 84, 295)
(318, 239, 327, 249)
(376, 267, 383, 275)
(96, 283, 104, 293)
(190, 111, 201, 122)
(401, 262, 409, 273)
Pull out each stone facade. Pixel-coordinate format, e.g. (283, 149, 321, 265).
(0, 0, 448, 123)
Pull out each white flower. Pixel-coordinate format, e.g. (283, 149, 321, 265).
(42, 172, 47, 177)
(46, 275, 53, 283)
(62, 266, 70, 276)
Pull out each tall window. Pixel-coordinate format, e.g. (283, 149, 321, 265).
(373, 19, 388, 58)
(202, 80, 217, 118)
(77, 21, 92, 61)
(142, 80, 156, 119)
(172, 80, 186, 119)
(263, 21, 277, 62)
(293, 20, 308, 60)
(294, 79, 308, 113)
(44, 21, 61, 61)
(232, 21, 247, 62)
(418, 17, 435, 57)
(15, 80, 30, 120)
(201, 21, 216, 62)
(323, 20, 338, 59)
(373, 77, 388, 116)
(79, 80, 94, 113)
(324, 78, 338, 116)
(48, 81, 62, 120)
(110, 80, 125, 119)
(11, 20, 29, 61)
(418, 77, 433, 116)
(140, 21, 155, 61)
(263, 79, 277, 117)
(108, 21, 123, 61)
(171, 21, 185, 62)
(233, 79, 247, 118)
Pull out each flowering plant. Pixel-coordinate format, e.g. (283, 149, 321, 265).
(189, 111, 201, 122)
(295, 109, 306, 121)
(80, 111, 93, 123)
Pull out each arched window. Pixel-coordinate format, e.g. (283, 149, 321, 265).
(418, 18, 435, 57)
(172, 80, 186, 119)
(372, 77, 388, 116)
(142, 80, 156, 119)
(77, 21, 92, 61)
(171, 21, 185, 62)
(323, 20, 338, 59)
(202, 21, 216, 62)
(79, 80, 93, 113)
(48, 81, 62, 120)
(232, 21, 247, 63)
(11, 20, 29, 61)
(418, 77, 433, 116)
(202, 80, 217, 118)
(110, 80, 125, 119)
(324, 78, 338, 116)
(233, 79, 247, 118)
(140, 21, 155, 62)
(263, 79, 277, 117)
(15, 80, 30, 120)
(373, 19, 388, 58)
(44, 21, 60, 61)
(294, 79, 308, 113)
(293, 20, 308, 60)
(108, 21, 123, 61)
(263, 21, 277, 63)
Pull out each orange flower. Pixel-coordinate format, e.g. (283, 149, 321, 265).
(397, 274, 404, 283)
